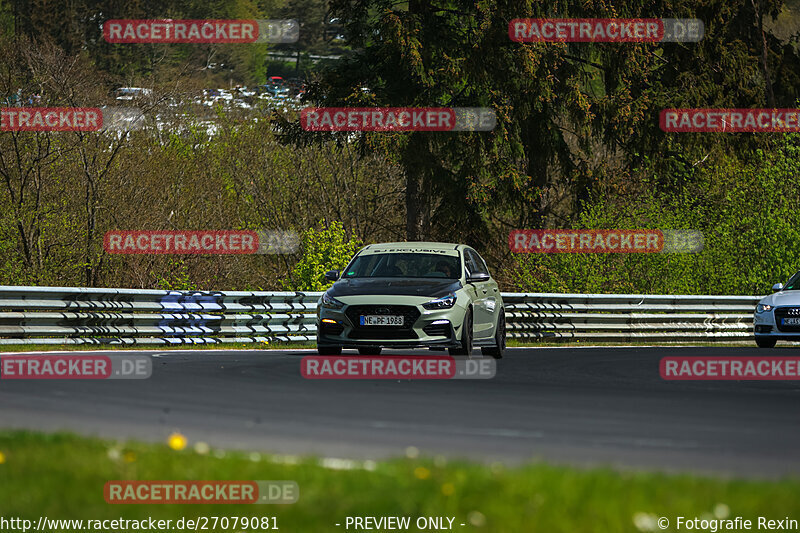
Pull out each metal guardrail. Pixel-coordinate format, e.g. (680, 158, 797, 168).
(502, 293, 760, 342)
(0, 286, 761, 345)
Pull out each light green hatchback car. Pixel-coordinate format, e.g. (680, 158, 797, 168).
(316, 242, 505, 357)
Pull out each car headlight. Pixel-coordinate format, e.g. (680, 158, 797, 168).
(422, 293, 456, 310)
(756, 304, 774, 313)
(321, 292, 345, 310)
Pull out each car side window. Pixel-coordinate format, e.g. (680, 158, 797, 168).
(466, 250, 488, 276)
(462, 251, 476, 277)
(785, 271, 800, 290)
(473, 251, 490, 276)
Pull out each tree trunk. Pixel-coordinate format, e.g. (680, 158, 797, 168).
(752, 0, 776, 107)
(403, 135, 427, 241)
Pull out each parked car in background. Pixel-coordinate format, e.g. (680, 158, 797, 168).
(260, 84, 290, 99)
(113, 87, 152, 101)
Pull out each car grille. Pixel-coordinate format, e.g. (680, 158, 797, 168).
(774, 307, 800, 332)
(345, 305, 420, 340)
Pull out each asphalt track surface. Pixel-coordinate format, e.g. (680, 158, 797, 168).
(1, 346, 799, 478)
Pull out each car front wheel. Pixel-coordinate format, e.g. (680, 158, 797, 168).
(481, 312, 505, 359)
(449, 308, 473, 356)
(755, 337, 777, 348)
(358, 346, 382, 355)
(318, 345, 342, 355)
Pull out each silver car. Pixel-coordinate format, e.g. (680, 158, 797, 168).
(316, 242, 505, 357)
(753, 270, 800, 347)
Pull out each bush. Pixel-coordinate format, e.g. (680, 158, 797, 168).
(509, 134, 800, 296)
(283, 221, 363, 291)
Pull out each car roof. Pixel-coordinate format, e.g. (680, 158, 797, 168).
(357, 242, 469, 257)
(364, 241, 462, 251)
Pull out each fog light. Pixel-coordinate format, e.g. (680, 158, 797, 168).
(423, 320, 451, 337)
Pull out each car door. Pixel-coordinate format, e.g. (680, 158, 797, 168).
(465, 249, 493, 338)
(474, 250, 501, 334)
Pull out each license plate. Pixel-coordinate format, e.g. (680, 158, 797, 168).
(360, 315, 404, 326)
(782, 317, 800, 325)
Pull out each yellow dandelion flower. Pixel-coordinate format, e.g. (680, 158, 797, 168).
(414, 466, 430, 480)
(167, 432, 187, 451)
(0, 451, 6, 464)
(123, 451, 137, 463)
(441, 483, 455, 496)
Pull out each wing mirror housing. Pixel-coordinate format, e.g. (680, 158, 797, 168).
(466, 272, 491, 284)
(772, 282, 784, 292)
(324, 270, 340, 282)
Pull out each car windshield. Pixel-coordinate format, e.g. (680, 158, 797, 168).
(342, 253, 461, 279)
(784, 272, 800, 290)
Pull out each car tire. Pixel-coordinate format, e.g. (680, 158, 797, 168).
(317, 345, 342, 355)
(481, 311, 505, 359)
(358, 346, 382, 355)
(755, 337, 777, 348)
(449, 308, 473, 356)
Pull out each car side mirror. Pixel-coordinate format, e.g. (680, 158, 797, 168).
(324, 270, 340, 282)
(772, 283, 784, 292)
(467, 272, 490, 283)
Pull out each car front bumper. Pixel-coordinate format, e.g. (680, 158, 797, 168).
(317, 295, 468, 349)
(754, 307, 800, 341)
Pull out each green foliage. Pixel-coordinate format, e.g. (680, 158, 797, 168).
(510, 133, 800, 296)
(3, 5, 800, 295)
(283, 221, 362, 291)
(152, 258, 197, 291)
(302, 0, 800, 246)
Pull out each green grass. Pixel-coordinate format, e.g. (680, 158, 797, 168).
(0, 431, 799, 532)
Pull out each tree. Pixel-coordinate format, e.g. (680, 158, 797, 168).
(281, 0, 800, 256)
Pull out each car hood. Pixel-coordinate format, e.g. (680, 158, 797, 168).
(328, 278, 462, 298)
(760, 290, 800, 307)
